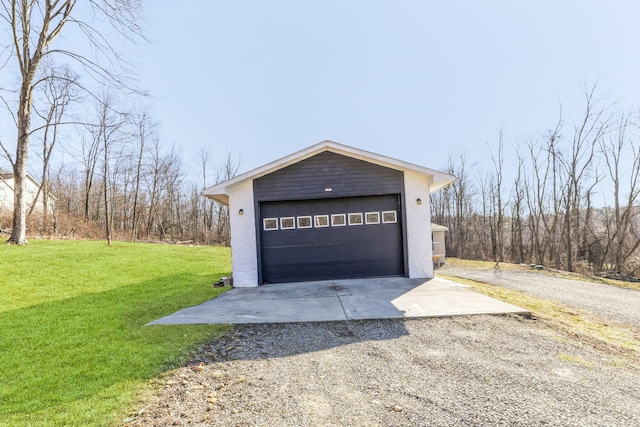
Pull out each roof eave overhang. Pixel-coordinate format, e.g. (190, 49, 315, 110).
(204, 193, 229, 205)
(429, 178, 455, 194)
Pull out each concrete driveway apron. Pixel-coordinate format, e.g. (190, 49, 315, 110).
(148, 277, 528, 325)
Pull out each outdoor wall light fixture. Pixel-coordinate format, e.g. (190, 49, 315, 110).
(239, 209, 244, 215)
(416, 198, 422, 205)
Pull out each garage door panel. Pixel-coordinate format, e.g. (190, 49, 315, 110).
(264, 258, 404, 283)
(314, 245, 347, 261)
(368, 241, 402, 257)
(260, 195, 403, 283)
(264, 231, 314, 246)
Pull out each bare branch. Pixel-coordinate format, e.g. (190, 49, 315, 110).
(0, 137, 14, 167)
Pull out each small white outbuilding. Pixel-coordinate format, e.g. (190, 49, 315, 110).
(431, 223, 449, 267)
(203, 141, 456, 287)
(0, 169, 55, 215)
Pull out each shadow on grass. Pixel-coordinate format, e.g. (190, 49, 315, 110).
(0, 273, 230, 418)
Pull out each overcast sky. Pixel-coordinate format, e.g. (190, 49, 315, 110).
(3, 1, 640, 186)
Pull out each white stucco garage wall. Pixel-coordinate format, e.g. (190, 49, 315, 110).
(227, 179, 258, 287)
(403, 169, 434, 279)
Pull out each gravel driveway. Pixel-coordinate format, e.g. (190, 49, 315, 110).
(440, 266, 640, 328)
(130, 316, 640, 426)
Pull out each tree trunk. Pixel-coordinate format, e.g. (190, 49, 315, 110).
(8, 81, 34, 245)
(103, 148, 112, 246)
(131, 134, 145, 240)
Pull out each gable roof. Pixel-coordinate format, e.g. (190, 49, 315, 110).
(0, 171, 41, 186)
(0, 170, 58, 201)
(0, 168, 12, 180)
(203, 140, 456, 205)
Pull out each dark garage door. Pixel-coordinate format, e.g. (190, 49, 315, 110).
(259, 195, 404, 283)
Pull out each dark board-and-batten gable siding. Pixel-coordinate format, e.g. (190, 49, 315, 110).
(253, 151, 404, 202)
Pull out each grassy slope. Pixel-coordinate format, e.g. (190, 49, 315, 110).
(445, 257, 640, 291)
(0, 240, 231, 426)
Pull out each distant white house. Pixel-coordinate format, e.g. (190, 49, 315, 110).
(431, 223, 448, 267)
(0, 169, 56, 215)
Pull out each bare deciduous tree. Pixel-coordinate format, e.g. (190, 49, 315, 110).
(213, 150, 241, 245)
(559, 84, 610, 271)
(488, 130, 505, 262)
(28, 64, 78, 230)
(92, 93, 126, 245)
(0, 0, 144, 244)
(510, 146, 526, 264)
(78, 127, 103, 221)
(129, 109, 153, 240)
(600, 112, 640, 272)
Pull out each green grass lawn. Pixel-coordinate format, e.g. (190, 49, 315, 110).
(0, 240, 232, 426)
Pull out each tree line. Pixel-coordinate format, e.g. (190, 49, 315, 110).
(0, 0, 238, 245)
(42, 99, 239, 246)
(1, 89, 239, 245)
(0, 0, 236, 246)
(431, 86, 640, 277)
(0, 0, 146, 245)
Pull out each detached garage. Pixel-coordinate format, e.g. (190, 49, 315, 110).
(203, 141, 455, 287)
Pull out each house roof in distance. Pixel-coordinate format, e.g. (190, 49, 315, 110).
(203, 140, 456, 205)
(431, 223, 449, 232)
(0, 170, 57, 200)
(0, 169, 39, 184)
(0, 168, 13, 179)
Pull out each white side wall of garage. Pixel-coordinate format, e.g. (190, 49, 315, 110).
(228, 179, 259, 287)
(404, 170, 434, 279)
